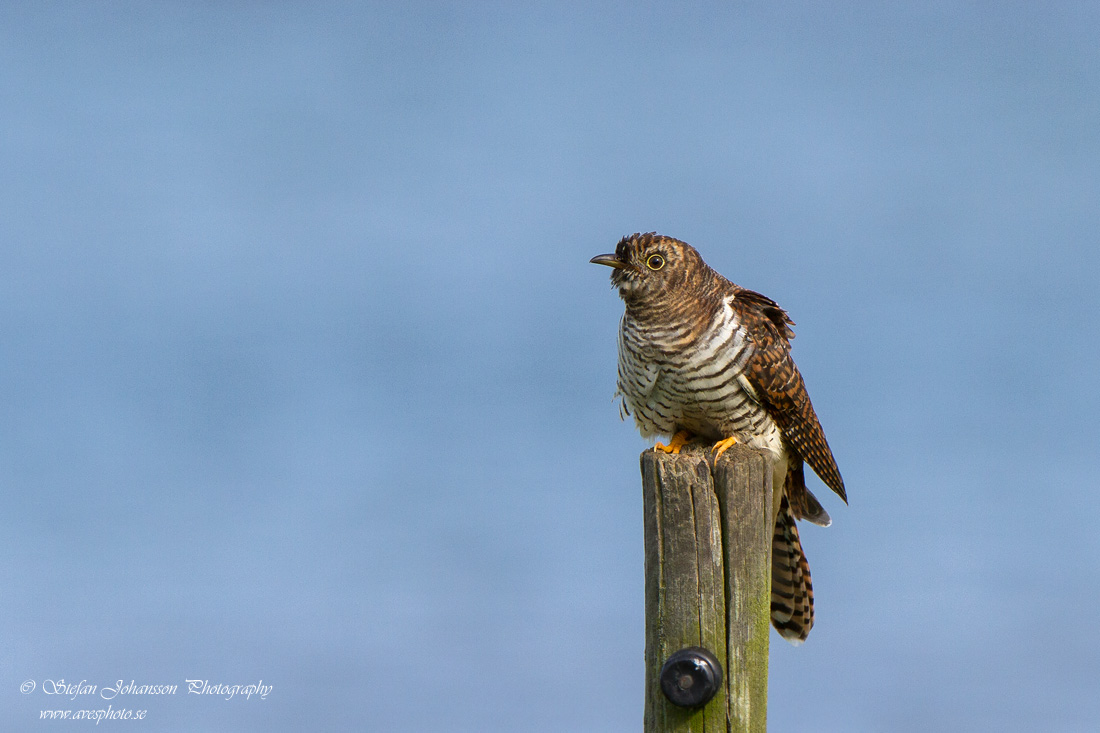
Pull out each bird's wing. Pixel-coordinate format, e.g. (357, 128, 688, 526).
(734, 288, 847, 503)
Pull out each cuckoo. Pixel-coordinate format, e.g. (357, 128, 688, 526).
(591, 232, 846, 643)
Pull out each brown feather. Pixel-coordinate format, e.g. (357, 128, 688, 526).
(771, 493, 814, 643)
(734, 288, 847, 503)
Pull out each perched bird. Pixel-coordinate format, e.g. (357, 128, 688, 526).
(591, 232, 846, 643)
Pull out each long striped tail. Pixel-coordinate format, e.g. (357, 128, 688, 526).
(770, 492, 814, 644)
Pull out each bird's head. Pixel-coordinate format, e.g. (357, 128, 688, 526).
(590, 232, 706, 306)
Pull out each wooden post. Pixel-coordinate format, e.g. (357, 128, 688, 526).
(642, 444, 774, 733)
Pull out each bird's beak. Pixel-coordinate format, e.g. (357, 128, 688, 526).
(590, 253, 629, 270)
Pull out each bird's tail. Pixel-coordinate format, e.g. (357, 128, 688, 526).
(785, 459, 831, 527)
(770, 491, 814, 644)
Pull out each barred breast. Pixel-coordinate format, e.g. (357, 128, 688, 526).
(616, 294, 786, 459)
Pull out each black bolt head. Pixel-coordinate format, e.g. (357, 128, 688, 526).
(659, 647, 723, 708)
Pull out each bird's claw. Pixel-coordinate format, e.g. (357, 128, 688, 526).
(655, 430, 692, 454)
(711, 436, 739, 459)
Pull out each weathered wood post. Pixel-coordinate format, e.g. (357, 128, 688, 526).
(642, 443, 774, 733)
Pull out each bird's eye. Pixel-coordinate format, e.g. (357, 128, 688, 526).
(646, 253, 665, 271)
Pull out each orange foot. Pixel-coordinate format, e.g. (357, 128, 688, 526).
(711, 436, 739, 460)
(655, 430, 692, 454)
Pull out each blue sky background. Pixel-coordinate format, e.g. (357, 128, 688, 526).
(2, 3, 1098, 731)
